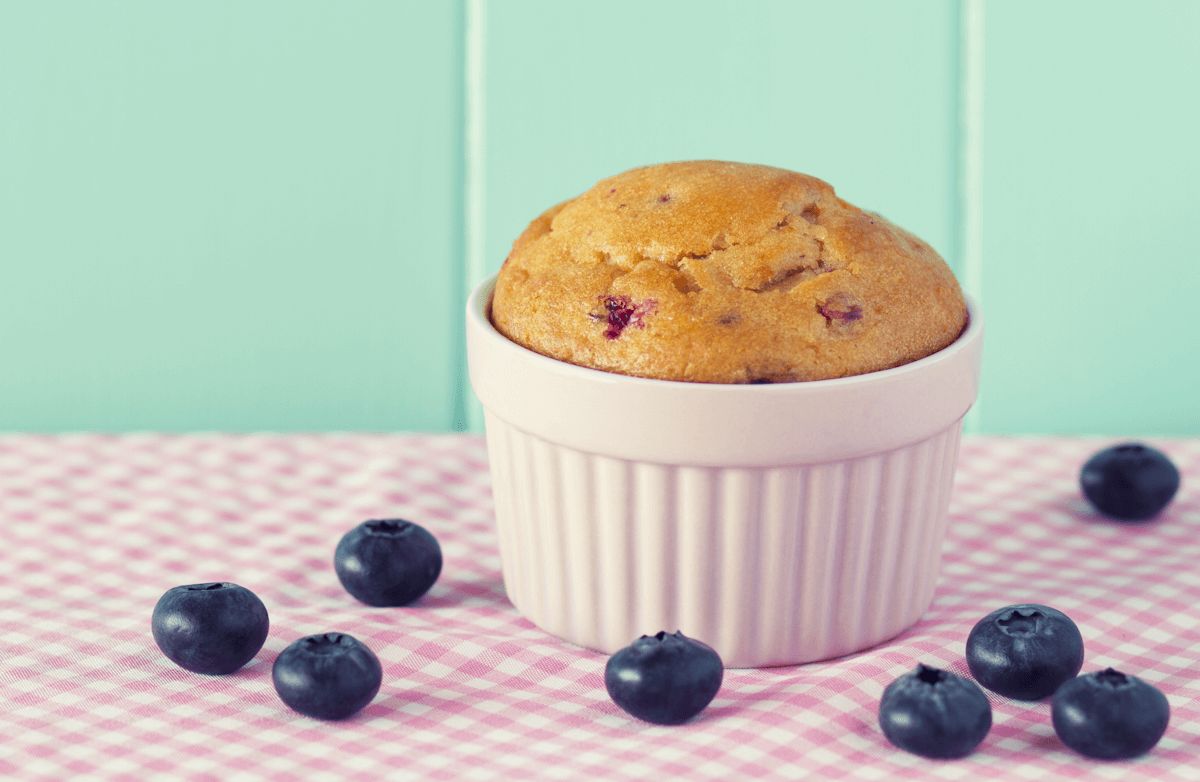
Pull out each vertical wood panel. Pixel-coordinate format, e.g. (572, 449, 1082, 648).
(978, 1, 1200, 434)
(0, 1, 463, 431)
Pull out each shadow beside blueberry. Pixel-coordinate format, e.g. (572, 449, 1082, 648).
(412, 576, 509, 611)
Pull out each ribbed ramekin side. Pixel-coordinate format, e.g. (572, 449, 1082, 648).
(482, 413, 521, 609)
(817, 423, 965, 662)
(917, 423, 965, 612)
(483, 416, 965, 667)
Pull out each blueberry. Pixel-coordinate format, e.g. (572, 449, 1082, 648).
(151, 582, 269, 675)
(966, 604, 1084, 700)
(334, 519, 442, 607)
(1081, 443, 1180, 521)
(604, 631, 723, 725)
(272, 632, 382, 720)
(878, 664, 992, 759)
(1053, 668, 1170, 759)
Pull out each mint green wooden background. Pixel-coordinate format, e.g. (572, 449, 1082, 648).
(2, 1, 1196, 434)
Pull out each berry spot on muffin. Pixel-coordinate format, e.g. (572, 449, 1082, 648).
(817, 293, 864, 326)
(717, 312, 740, 326)
(589, 295, 658, 340)
(801, 205, 821, 224)
(658, 194, 672, 204)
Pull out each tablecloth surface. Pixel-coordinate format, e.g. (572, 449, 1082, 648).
(1, 434, 1198, 781)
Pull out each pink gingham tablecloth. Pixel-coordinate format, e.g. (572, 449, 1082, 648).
(1, 434, 1198, 781)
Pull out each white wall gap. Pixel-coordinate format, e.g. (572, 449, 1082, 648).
(465, 0, 486, 432)
(961, 0, 985, 433)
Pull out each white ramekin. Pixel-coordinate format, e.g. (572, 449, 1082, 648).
(467, 276, 982, 668)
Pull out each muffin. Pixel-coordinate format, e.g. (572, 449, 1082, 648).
(491, 160, 966, 383)
(468, 160, 983, 668)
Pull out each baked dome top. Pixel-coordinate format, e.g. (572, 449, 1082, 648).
(491, 160, 967, 383)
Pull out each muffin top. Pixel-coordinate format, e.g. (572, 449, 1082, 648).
(490, 160, 967, 383)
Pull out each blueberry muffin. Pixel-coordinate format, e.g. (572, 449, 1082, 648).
(491, 160, 967, 383)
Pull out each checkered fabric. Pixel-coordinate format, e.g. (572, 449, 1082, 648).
(1, 435, 1197, 780)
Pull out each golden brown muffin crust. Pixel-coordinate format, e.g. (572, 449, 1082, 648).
(491, 160, 967, 383)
